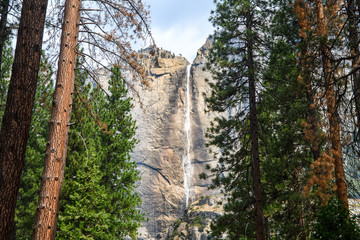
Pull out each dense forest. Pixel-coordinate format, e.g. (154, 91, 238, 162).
(1, 0, 360, 239)
(203, 0, 360, 239)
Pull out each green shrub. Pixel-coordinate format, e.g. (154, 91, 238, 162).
(313, 197, 360, 240)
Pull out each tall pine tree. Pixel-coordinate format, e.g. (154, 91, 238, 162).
(57, 65, 144, 240)
(0, 0, 48, 237)
(205, 0, 267, 238)
(15, 52, 54, 239)
(15, 62, 144, 239)
(259, 1, 324, 238)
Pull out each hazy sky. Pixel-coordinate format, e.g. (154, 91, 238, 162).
(143, 0, 215, 62)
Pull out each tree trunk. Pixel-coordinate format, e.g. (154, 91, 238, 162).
(0, 0, 10, 73)
(314, 0, 348, 208)
(305, 70, 321, 161)
(347, 0, 360, 139)
(32, 0, 81, 239)
(246, 11, 265, 240)
(295, 0, 321, 162)
(294, 170, 307, 240)
(0, 0, 48, 238)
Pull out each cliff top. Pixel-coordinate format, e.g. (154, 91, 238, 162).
(193, 37, 213, 66)
(138, 47, 189, 77)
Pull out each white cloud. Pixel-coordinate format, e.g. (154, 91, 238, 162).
(151, 19, 213, 62)
(134, 0, 215, 62)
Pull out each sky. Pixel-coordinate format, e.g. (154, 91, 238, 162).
(142, 0, 215, 62)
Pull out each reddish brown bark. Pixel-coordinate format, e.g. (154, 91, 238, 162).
(294, 0, 322, 164)
(314, 0, 348, 208)
(32, 0, 81, 239)
(0, 0, 48, 238)
(305, 84, 321, 161)
(246, 11, 265, 240)
(347, 0, 360, 136)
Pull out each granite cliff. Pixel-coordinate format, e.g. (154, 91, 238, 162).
(130, 39, 219, 239)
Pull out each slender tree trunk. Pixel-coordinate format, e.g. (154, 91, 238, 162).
(305, 74, 321, 161)
(0, 0, 48, 238)
(296, 43, 317, 240)
(294, 170, 307, 240)
(295, 0, 321, 162)
(0, 0, 10, 72)
(307, 94, 320, 161)
(347, 0, 360, 138)
(314, 0, 348, 208)
(246, 11, 265, 240)
(55, 6, 79, 235)
(32, 0, 80, 238)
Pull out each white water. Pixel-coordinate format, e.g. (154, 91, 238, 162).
(183, 64, 194, 207)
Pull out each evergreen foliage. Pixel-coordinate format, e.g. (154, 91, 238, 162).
(204, 0, 351, 239)
(204, 0, 268, 238)
(259, 2, 323, 237)
(313, 197, 360, 240)
(15, 52, 54, 239)
(57, 65, 144, 240)
(5, 0, 360, 239)
(0, 39, 13, 123)
(15, 60, 144, 239)
(260, 39, 318, 239)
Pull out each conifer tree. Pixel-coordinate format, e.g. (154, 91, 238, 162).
(0, 39, 13, 123)
(346, 0, 360, 133)
(256, 2, 330, 238)
(294, 0, 348, 207)
(205, 1, 339, 239)
(313, 197, 360, 239)
(15, 53, 54, 239)
(33, 0, 151, 236)
(344, 0, 360, 200)
(15, 60, 144, 239)
(261, 39, 313, 239)
(56, 65, 143, 239)
(0, 0, 48, 237)
(56, 66, 111, 239)
(205, 0, 267, 238)
(32, 1, 81, 238)
(314, 0, 348, 207)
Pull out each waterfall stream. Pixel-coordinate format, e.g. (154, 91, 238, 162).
(183, 64, 194, 207)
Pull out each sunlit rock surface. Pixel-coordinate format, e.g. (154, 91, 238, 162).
(131, 40, 218, 239)
(164, 195, 224, 240)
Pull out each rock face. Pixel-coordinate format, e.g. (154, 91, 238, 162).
(164, 195, 224, 240)
(131, 40, 218, 239)
(190, 39, 216, 200)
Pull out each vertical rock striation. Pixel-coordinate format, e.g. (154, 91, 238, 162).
(131, 40, 216, 239)
(189, 39, 216, 201)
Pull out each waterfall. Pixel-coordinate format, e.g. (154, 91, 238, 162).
(183, 64, 194, 207)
